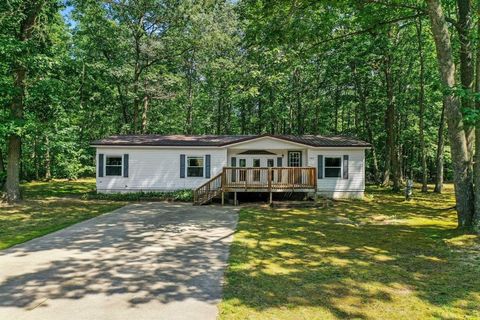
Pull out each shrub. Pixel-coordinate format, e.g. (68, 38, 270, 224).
(82, 189, 193, 202)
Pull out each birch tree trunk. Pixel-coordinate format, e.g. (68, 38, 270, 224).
(427, 0, 474, 227)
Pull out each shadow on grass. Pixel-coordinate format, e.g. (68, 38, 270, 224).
(221, 188, 480, 319)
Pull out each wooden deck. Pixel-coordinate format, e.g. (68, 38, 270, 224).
(194, 167, 317, 205)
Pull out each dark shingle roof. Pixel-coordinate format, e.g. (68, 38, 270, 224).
(91, 134, 370, 147)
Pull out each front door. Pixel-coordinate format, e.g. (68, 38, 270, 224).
(267, 159, 274, 181)
(239, 158, 246, 181)
(288, 151, 302, 184)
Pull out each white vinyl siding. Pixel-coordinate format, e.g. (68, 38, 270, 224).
(96, 148, 226, 193)
(307, 148, 365, 198)
(95, 143, 366, 198)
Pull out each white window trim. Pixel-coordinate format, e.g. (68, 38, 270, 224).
(186, 155, 205, 178)
(104, 155, 123, 177)
(324, 155, 343, 179)
(288, 151, 302, 167)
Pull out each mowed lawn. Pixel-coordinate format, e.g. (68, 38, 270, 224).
(219, 184, 480, 320)
(0, 179, 125, 250)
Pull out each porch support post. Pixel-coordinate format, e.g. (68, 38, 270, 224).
(269, 191, 273, 206)
(234, 192, 237, 206)
(221, 191, 225, 206)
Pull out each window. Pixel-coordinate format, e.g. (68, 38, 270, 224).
(239, 159, 246, 181)
(106, 156, 122, 176)
(267, 159, 274, 181)
(253, 159, 261, 181)
(187, 156, 204, 177)
(324, 157, 342, 178)
(288, 151, 301, 167)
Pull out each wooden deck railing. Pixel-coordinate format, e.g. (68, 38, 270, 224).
(222, 167, 317, 191)
(193, 172, 223, 205)
(194, 167, 317, 205)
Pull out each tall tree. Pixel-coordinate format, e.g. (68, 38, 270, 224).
(426, 0, 474, 227)
(2, 0, 53, 202)
(473, 0, 480, 231)
(416, 16, 428, 192)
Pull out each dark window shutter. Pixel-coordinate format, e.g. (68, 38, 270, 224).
(180, 154, 185, 178)
(123, 154, 129, 177)
(317, 155, 323, 179)
(343, 155, 349, 179)
(231, 157, 236, 182)
(98, 153, 104, 177)
(205, 155, 211, 178)
(277, 157, 282, 167)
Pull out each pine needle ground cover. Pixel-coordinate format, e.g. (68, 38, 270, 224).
(219, 184, 480, 320)
(0, 179, 125, 250)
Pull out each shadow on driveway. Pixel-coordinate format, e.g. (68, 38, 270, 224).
(0, 203, 238, 320)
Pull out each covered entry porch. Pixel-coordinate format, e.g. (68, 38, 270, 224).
(194, 136, 319, 205)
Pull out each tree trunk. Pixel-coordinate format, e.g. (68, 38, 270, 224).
(141, 94, 149, 134)
(334, 83, 339, 134)
(457, 0, 475, 169)
(434, 102, 446, 193)
(5, 1, 44, 202)
(184, 50, 195, 134)
(132, 74, 140, 134)
(0, 148, 5, 173)
(216, 84, 224, 135)
(352, 63, 380, 182)
(384, 51, 400, 191)
(427, 0, 474, 228)
(6, 63, 27, 202)
(416, 17, 428, 192)
(34, 136, 39, 180)
(45, 135, 51, 180)
(6, 135, 22, 202)
(473, 0, 480, 231)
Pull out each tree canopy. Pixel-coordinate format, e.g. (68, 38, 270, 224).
(1, 0, 480, 229)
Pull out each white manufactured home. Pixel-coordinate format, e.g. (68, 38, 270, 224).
(91, 134, 370, 204)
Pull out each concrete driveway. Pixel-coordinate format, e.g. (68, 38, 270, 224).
(0, 203, 238, 320)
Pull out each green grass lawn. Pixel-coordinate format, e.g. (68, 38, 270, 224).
(0, 178, 125, 250)
(219, 184, 480, 320)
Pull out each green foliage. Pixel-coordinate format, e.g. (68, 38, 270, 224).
(0, 0, 461, 186)
(83, 189, 193, 202)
